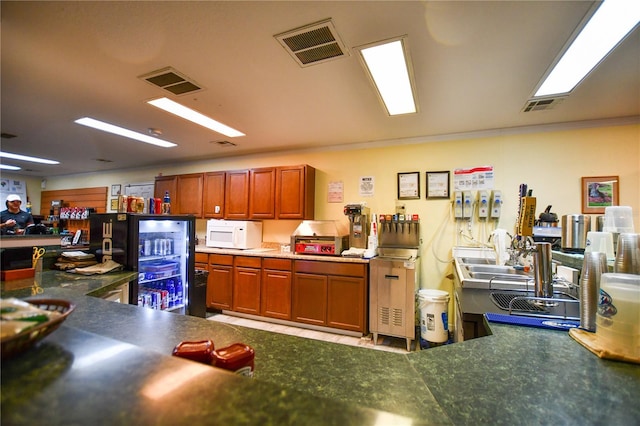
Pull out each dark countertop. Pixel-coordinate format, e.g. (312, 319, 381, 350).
(2, 271, 639, 425)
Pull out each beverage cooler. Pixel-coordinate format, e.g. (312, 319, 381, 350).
(89, 213, 197, 315)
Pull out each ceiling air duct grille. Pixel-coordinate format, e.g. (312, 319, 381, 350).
(275, 18, 349, 67)
(139, 67, 203, 96)
(522, 96, 566, 113)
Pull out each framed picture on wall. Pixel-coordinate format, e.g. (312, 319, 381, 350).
(581, 176, 619, 214)
(111, 184, 121, 196)
(426, 171, 450, 199)
(397, 172, 420, 199)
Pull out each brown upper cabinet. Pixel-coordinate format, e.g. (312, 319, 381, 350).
(225, 169, 251, 219)
(203, 171, 226, 219)
(276, 165, 315, 220)
(250, 167, 276, 219)
(176, 173, 204, 216)
(154, 175, 177, 204)
(155, 164, 315, 220)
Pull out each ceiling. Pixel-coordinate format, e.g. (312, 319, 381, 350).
(2, 1, 639, 177)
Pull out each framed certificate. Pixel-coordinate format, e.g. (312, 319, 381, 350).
(397, 172, 420, 200)
(426, 171, 450, 199)
(111, 184, 121, 196)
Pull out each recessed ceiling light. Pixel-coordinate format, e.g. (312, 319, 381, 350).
(0, 164, 22, 171)
(534, 0, 640, 97)
(356, 36, 418, 116)
(75, 117, 177, 148)
(0, 151, 60, 165)
(147, 97, 245, 138)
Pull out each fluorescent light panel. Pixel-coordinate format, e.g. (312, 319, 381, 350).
(358, 37, 417, 116)
(535, 0, 640, 97)
(0, 164, 22, 171)
(147, 98, 245, 138)
(75, 117, 177, 148)
(0, 151, 60, 164)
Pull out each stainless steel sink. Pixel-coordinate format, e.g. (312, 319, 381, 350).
(454, 253, 533, 290)
(460, 257, 495, 265)
(465, 265, 520, 274)
(468, 271, 531, 281)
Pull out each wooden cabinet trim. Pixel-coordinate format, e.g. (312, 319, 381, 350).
(262, 258, 292, 271)
(209, 254, 234, 266)
(294, 260, 365, 277)
(234, 256, 262, 268)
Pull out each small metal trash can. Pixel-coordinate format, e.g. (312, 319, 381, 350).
(189, 269, 209, 318)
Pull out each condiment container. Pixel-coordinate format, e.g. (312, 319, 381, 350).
(596, 273, 640, 358)
(172, 339, 215, 364)
(213, 343, 255, 377)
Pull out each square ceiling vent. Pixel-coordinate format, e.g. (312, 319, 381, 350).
(139, 67, 203, 96)
(275, 18, 349, 67)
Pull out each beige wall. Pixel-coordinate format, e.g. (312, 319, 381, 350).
(6, 122, 639, 295)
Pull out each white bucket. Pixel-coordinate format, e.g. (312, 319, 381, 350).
(418, 289, 450, 343)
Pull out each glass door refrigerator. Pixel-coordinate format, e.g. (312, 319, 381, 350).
(89, 213, 196, 315)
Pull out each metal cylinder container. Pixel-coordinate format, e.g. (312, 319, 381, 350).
(533, 242, 554, 300)
(561, 214, 591, 253)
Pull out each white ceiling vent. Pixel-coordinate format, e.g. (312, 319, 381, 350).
(522, 96, 566, 113)
(275, 19, 349, 67)
(139, 67, 203, 96)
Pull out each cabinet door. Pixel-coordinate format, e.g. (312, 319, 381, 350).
(249, 167, 276, 219)
(207, 264, 233, 310)
(154, 175, 177, 200)
(176, 173, 204, 216)
(203, 172, 226, 218)
(292, 273, 327, 326)
(276, 165, 315, 220)
(327, 275, 366, 332)
(233, 267, 261, 315)
(225, 170, 250, 219)
(261, 269, 292, 320)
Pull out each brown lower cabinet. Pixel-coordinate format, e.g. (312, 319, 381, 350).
(207, 254, 233, 310)
(293, 260, 367, 333)
(232, 256, 262, 315)
(261, 258, 293, 320)
(202, 253, 367, 334)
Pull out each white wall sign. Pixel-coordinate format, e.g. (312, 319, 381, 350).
(359, 176, 374, 197)
(328, 181, 344, 203)
(454, 166, 494, 190)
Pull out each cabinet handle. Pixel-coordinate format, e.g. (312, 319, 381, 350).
(384, 274, 399, 280)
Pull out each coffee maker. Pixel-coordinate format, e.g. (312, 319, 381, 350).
(343, 204, 370, 249)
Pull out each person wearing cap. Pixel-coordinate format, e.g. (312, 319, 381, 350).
(1, 194, 34, 235)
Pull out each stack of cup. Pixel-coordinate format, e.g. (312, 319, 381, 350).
(579, 251, 608, 332)
(602, 206, 635, 250)
(614, 233, 640, 274)
(585, 231, 615, 260)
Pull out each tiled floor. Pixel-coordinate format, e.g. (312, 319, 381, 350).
(208, 313, 414, 353)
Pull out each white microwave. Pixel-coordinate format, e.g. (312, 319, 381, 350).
(206, 220, 263, 249)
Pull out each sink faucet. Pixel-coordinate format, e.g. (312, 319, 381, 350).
(533, 242, 554, 300)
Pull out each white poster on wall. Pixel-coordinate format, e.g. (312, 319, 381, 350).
(328, 181, 344, 203)
(0, 178, 28, 205)
(453, 166, 494, 190)
(359, 176, 374, 197)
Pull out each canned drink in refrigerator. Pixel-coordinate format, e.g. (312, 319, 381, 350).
(160, 290, 169, 310)
(144, 239, 152, 256)
(153, 239, 162, 256)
